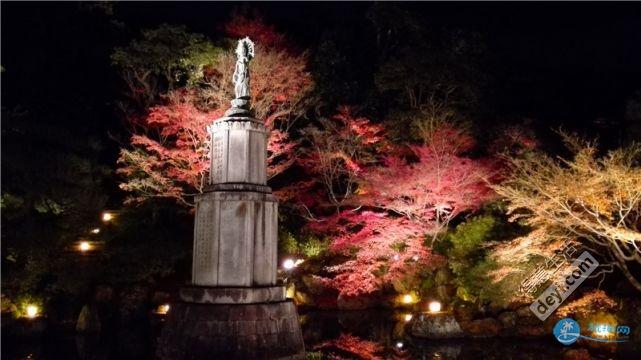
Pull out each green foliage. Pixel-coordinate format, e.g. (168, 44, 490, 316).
(419, 277, 436, 294)
(306, 351, 324, 360)
(300, 237, 330, 258)
(278, 229, 329, 259)
(440, 207, 528, 305)
(389, 240, 409, 253)
(14, 294, 44, 318)
(278, 229, 300, 255)
(111, 24, 222, 109)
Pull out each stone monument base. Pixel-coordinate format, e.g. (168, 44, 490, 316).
(157, 286, 305, 360)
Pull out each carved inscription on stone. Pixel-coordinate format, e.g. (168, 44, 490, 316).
(193, 201, 217, 285)
(210, 134, 224, 184)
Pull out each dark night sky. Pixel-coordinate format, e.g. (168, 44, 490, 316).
(2, 2, 641, 172)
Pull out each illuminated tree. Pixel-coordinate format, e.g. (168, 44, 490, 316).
(117, 89, 216, 206)
(115, 18, 313, 206)
(301, 118, 498, 296)
(297, 107, 388, 211)
(359, 122, 499, 240)
(494, 133, 641, 292)
(307, 211, 445, 297)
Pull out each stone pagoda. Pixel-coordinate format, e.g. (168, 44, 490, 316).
(158, 37, 305, 359)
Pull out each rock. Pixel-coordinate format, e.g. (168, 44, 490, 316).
(75, 305, 101, 333)
(562, 348, 591, 360)
(515, 305, 539, 325)
(463, 318, 502, 338)
(453, 304, 476, 323)
(488, 302, 505, 316)
(498, 311, 517, 329)
(337, 294, 375, 310)
(411, 313, 464, 339)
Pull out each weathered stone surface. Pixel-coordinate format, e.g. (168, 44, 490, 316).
(192, 190, 278, 287)
(172, 40, 304, 359)
(410, 312, 464, 339)
(157, 301, 305, 360)
(497, 311, 517, 329)
(453, 304, 476, 323)
(208, 118, 268, 185)
(462, 318, 503, 338)
(179, 286, 285, 304)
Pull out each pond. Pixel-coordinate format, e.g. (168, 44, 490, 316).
(2, 310, 639, 359)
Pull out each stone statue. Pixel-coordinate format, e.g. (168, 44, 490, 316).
(158, 35, 305, 360)
(232, 37, 255, 99)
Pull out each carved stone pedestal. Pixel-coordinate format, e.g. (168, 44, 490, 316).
(157, 287, 305, 360)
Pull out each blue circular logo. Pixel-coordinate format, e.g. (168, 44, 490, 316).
(553, 318, 581, 345)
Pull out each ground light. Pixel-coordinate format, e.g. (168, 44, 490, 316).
(25, 304, 39, 319)
(156, 304, 170, 315)
(428, 301, 442, 313)
(91, 228, 100, 234)
(402, 294, 414, 304)
(396, 341, 404, 349)
(282, 258, 304, 270)
(79, 241, 92, 252)
(404, 313, 413, 322)
(102, 212, 114, 222)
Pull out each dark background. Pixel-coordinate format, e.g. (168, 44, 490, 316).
(3, 2, 641, 153)
(2, 0, 640, 287)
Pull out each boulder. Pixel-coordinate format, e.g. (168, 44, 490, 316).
(515, 305, 539, 325)
(411, 313, 464, 339)
(453, 304, 476, 323)
(463, 317, 502, 338)
(75, 305, 101, 333)
(498, 311, 517, 329)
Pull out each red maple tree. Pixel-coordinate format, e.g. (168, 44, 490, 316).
(117, 17, 313, 206)
(299, 115, 499, 297)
